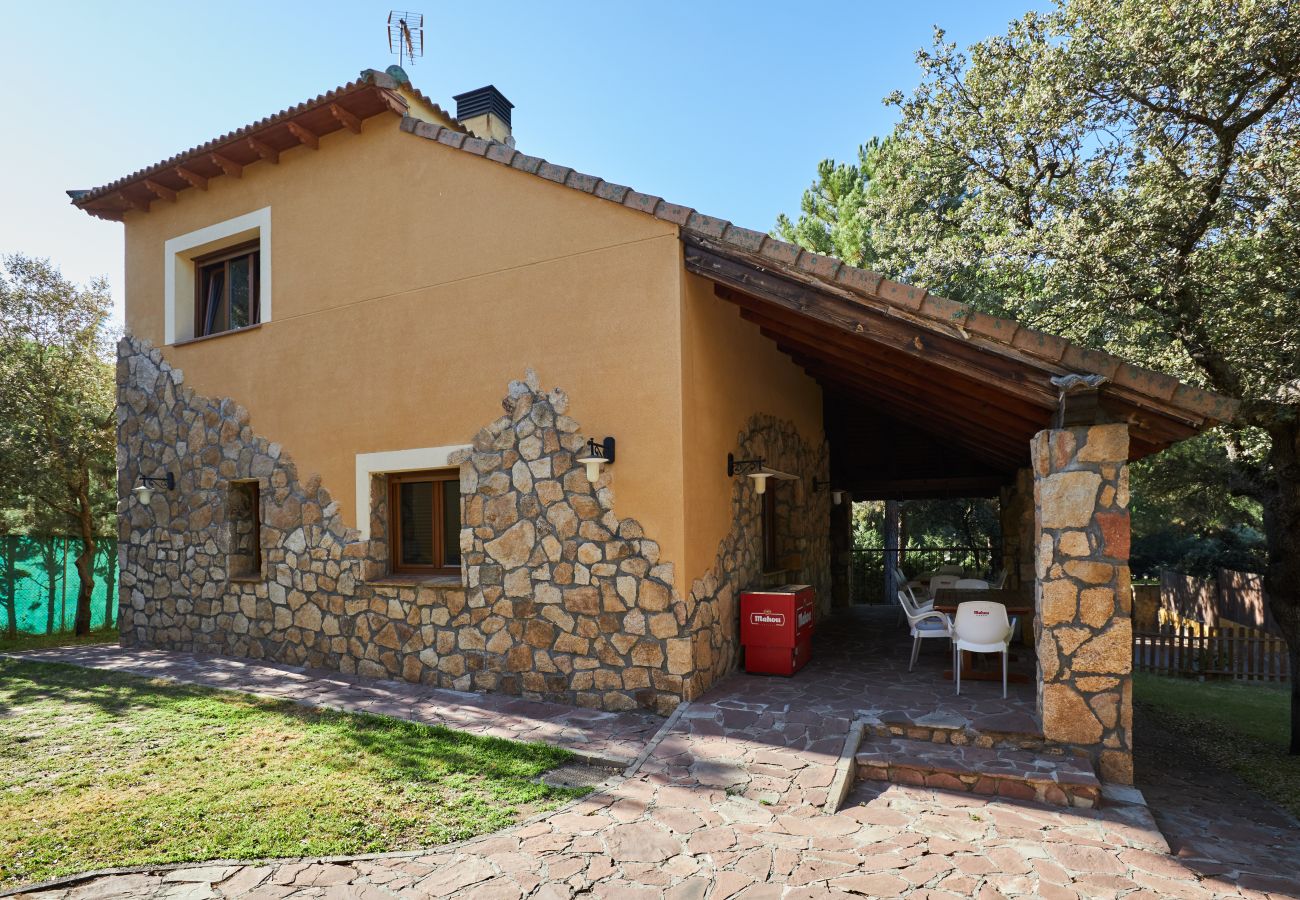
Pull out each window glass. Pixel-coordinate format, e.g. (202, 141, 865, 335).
(399, 481, 435, 566)
(229, 255, 251, 329)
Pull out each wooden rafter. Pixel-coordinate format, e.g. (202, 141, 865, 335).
(331, 102, 362, 134)
(175, 166, 208, 190)
(247, 137, 279, 164)
(142, 179, 177, 202)
(211, 153, 243, 178)
(116, 191, 149, 213)
(286, 121, 319, 150)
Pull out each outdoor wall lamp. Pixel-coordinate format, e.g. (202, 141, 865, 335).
(727, 454, 797, 495)
(576, 437, 616, 484)
(132, 472, 175, 505)
(813, 479, 848, 505)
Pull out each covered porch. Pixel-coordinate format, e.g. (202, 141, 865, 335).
(683, 228, 1236, 783)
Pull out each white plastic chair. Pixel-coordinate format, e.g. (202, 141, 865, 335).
(954, 578, 990, 590)
(937, 564, 964, 576)
(991, 570, 1009, 589)
(928, 574, 960, 599)
(898, 590, 952, 672)
(953, 601, 1014, 698)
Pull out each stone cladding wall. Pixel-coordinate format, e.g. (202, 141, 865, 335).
(1032, 424, 1134, 783)
(116, 338, 831, 716)
(684, 416, 832, 691)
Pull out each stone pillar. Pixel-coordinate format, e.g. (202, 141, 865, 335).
(1033, 424, 1133, 784)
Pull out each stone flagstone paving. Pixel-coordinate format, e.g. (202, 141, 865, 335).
(9, 608, 1300, 898)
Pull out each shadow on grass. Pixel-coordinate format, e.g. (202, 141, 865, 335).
(0, 657, 576, 783)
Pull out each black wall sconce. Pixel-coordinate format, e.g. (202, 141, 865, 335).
(576, 437, 615, 484)
(727, 453, 798, 495)
(133, 472, 175, 505)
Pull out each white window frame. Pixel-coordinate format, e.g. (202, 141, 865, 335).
(164, 207, 272, 344)
(354, 444, 471, 541)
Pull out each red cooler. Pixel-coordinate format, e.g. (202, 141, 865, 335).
(740, 584, 815, 675)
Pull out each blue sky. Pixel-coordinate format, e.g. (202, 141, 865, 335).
(0, 0, 1041, 324)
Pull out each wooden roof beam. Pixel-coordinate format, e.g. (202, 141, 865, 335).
(787, 353, 1029, 467)
(286, 121, 319, 150)
(143, 179, 177, 203)
(247, 137, 279, 164)
(748, 314, 1052, 430)
(691, 244, 1060, 409)
(211, 153, 243, 178)
(330, 102, 362, 134)
(175, 166, 208, 190)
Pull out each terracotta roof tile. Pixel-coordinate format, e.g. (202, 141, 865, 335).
(684, 212, 728, 239)
(877, 279, 927, 312)
(1061, 344, 1121, 379)
(565, 171, 601, 193)
(720, 225, 767, 254)
(1012, 326, 1070, 363)
(461, 136, 492, 156)
(594, 181, 631, 203)
(920, 294, 968, 325)
(537, 162, 572, 183)
(509, 153, 544, 175)
(758, 238, 803, 267)
(965, 310, 1020, 343)
(835, 266, 885, 296)
(1114, 363, 1180, 401)
(437, 130, 467, 149)
(622, 191, 662, 215)
(653, 201, 694, 226)
(796, 251, 843, 281)
(485, 142, 517, 165)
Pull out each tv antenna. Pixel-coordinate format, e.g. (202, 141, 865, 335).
(387, 11, 424, 67)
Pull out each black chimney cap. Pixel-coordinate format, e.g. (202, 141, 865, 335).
(452, 85, 514, 128)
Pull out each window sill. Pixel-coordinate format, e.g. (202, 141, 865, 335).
(367, 574, 463, 588)
(173, 323, 263, 347)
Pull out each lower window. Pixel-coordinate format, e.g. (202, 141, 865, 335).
(389, 469, 461, 575)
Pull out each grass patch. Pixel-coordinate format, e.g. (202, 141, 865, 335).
(1134, 673, 1299, 817)
(0, 627, 118, 654)
(0, 658, 586, 889)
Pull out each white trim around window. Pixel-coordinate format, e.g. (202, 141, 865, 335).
(164, 207, 272, 344)
(354, 444, 471, 540)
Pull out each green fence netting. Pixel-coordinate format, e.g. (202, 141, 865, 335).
(0, 535, 117, 634)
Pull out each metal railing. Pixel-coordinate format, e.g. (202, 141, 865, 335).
(850, 545, 1001, 605)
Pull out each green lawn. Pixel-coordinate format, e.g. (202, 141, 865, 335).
(0, 626, 118, 654)
(1135, 673, 1298, 817)
(0, 659, 585, 889)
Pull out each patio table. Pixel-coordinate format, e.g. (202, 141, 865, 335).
(933, 588, 1034, 683)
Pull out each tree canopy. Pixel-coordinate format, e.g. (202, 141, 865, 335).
(777, 0, 1300, 749)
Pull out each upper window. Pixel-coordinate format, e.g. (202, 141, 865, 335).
(389, 469, 461, 576)
(195, 242, 260, 338)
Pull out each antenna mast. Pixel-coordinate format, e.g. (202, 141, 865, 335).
(387, 11, 424, 68)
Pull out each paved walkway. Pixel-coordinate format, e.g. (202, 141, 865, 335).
(9, 610, 1299, 898)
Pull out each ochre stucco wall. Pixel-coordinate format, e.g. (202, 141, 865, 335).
(121, 111, 687, 570)
(677, 269, 824, 587)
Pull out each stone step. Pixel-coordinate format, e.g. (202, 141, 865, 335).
(865, 710, 1047, 752)
(854, 736, 1101, 809)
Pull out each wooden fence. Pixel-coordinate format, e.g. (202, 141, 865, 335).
(1133, 623, 1290, 682)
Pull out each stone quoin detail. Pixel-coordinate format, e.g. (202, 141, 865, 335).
(116, 337, 833, 716)
(1032, 423, 1134, 783)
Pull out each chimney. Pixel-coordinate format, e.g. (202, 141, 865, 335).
(453, 85, 514, 145)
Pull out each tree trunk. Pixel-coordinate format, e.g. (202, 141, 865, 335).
(72, 475, 97, 637)
(43, 539, 58, 635)
(884, 499, 900, 605)
(2, 535, 16, 639)
(1261, 418, 1300, 755)
(102, 543, 117, 631)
